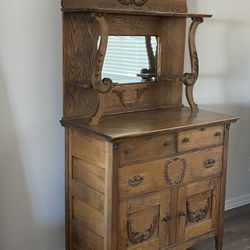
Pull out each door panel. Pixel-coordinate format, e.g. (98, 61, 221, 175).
(177, 177, 221, 241)
(119, 191, 171, 249)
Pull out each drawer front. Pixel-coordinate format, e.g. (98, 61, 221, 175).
(119, 147, 223, 199)
(178, 126, 224, 152)
(119, 134, 175, 165)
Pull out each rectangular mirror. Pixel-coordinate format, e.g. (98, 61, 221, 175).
(102, 36, 158, 84)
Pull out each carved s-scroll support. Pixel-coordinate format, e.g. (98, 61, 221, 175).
(89, 14, 113, 125)
(92, 14, 113, 94)
(145, 36, 156, 74)
(182, 17, 204, 112)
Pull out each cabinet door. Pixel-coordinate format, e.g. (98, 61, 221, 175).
(177, 177, 221, 241)
(118, 191, 171, 249)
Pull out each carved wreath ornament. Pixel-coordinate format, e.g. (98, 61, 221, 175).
(164, 158, 187, 185)
(118, 0, 148, 6)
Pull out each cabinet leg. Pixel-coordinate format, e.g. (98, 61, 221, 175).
(215, 231, 223, 250)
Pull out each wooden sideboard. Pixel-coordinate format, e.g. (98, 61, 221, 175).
(60, 0, 239, 249)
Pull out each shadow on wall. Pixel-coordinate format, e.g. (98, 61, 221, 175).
(0, 62, 63, 250)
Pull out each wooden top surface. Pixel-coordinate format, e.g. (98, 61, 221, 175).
(61, 7, 212, 19)
(61, 107, 239, 141)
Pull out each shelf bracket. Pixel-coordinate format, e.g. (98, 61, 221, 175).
(182, 17, 204, 112)
(89, 14, 113, 125)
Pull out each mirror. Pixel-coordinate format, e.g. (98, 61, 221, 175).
(102, 36, 158, 84)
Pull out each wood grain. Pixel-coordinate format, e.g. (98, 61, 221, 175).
(61, 0, 188, 13)
(119, 147, 223, 199)
(178, 125, 224, 152)
(61, 107, 239, 141)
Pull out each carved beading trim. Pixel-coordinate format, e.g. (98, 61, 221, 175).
(164, 158, 187, 185)
(118, 0, 148, 7)
(127, 215, 157, 244)
(187, 192, 210, 223)
(182, 17, 204, 112)
(113, 88, 147, 108)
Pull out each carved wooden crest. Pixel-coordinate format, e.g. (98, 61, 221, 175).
(118, 0, 148, 6)
(164, 158, 187, 185)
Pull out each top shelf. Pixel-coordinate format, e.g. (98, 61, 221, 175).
(62, 7, 212, 18)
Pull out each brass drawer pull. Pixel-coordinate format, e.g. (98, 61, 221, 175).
(178, 211, 187, 217)
(215, 132, 222, 137)
(162, 215, 171, 223)
(199, 127, 207, 132)
(182, 137, 190, 144)
(204, 159, 216, 168)
(164, 141, 172, 147)
(125, 148, 133, 155)
(128, 175, 144, 187)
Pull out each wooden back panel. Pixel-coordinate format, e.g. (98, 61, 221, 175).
(62, 0, 188, 119)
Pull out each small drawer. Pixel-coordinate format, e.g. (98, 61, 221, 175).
(119, 134, 175, 165)
(119, 147, 223, 199)
(178, 126, 224, 152)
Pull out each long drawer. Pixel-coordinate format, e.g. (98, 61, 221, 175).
(119, 147, 223, 199)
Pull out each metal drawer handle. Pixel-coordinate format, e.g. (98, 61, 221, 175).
(125, 148, 133, 155)
(178, 211, 187, 217)
(182, 137, 190, 144)
(162, 215, 171, 223)
(199, 127, 207, 132)
(164, 141, 172, 147)
(128, 175, 144, 187)
(204, 159, 216, 168)
(215, 132, 222, 137)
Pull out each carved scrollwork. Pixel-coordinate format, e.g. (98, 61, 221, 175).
(187, 192, 210, 222)
(118, 0, 148, 7)
(182, 17, 204, 112)
(92, 14, 113, 94)
(113, 88, 147, 108)
(164, 158, 187, 185)
(89, 14, 113, 125)
(127, 215, 157, 244)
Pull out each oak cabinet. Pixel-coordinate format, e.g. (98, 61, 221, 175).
(60, 0, 239, 249)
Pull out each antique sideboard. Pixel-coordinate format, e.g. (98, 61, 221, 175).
(60, 0, 239, 249)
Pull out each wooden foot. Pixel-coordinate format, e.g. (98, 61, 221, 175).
(215, 234, 223, 250)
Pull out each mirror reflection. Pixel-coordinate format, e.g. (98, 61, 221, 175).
(102, 36, 158, 84)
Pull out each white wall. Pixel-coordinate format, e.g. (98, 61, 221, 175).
(187, 0, 250, 208)
(0, 0, 249, 250)
(0, 0, 64, 250)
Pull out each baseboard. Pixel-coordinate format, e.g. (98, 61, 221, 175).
(225, 194, 250, 211)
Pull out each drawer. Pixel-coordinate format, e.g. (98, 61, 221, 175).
(119, 134, 175, 165)
(119, 147, 223, 199)
(178, 126, 224, 152)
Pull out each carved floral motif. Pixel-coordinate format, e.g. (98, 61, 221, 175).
(187, 192, 211, 222)
(127, 215, 157, 244)
(118, 0, 148, 7)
